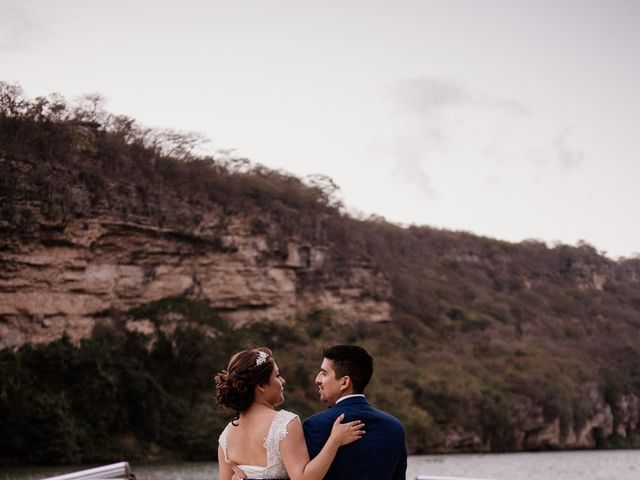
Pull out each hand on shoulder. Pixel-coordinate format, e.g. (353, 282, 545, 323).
(328, 413, 365, 446)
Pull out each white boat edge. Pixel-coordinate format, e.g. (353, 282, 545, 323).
(39, 462, 133, 480)
(416, 476, 495, 480)
(37, 462, 495, 480)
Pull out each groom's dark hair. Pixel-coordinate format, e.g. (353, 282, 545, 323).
(323, 344, 373, 393)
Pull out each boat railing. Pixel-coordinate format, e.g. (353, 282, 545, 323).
(39, 462, 134, 480)
(37, 462, 495, 480)
(416, 475, 495, 480)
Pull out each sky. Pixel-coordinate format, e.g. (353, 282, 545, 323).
(2, 0, 639, 258)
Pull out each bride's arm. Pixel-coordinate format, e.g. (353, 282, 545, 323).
(280, 414, 363, 480)
(218, 446, 234, 480)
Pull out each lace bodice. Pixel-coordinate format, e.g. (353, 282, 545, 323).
(219, 409, 298, 479)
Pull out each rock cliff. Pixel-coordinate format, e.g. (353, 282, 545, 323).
(0, 215, 391, 348)
(2, 87, 640, 463)
(438, 384, 640, 452)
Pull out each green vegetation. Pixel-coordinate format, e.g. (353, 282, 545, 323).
(0, 307, 233, 465)
(2, 82, 640, 465)
(0, 301, 416, 465)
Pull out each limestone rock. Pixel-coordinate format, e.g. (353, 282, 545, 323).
(0, 216, 392, 348)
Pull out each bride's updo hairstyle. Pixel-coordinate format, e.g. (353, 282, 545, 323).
(215, 347, 275, 422)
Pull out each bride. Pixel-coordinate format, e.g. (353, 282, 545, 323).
(215, 347, 364, 480)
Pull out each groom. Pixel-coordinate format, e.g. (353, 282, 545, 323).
(303, 344, 407, 480)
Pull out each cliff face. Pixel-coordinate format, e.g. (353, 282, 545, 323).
(439, 386, 640, 452)
(2, 91, 640, 464)
(4, 217, 638, 453)
(0, 214, 391, 348)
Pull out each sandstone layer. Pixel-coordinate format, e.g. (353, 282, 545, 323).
(0, 215, 391, 348)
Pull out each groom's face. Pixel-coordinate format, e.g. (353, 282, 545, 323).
(315, 358, 345, 404)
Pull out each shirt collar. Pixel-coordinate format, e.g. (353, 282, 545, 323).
(335, 394, 366, 405)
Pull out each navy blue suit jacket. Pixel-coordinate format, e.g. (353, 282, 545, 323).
(303, 396, 407, 480)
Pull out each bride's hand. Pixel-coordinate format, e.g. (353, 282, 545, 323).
(329, 413, 365, 446)
(227, 461, 247, 480)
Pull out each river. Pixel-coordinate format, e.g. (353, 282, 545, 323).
(2, 451, 639, 480)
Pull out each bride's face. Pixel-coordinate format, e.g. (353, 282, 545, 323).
(262, 362, 286, 407)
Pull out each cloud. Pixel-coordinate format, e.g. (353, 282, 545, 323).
(389, 76, 530, 117)
(389, 77, 584, 175)
(379, 76, 584, 203)
(391, 128, 445, 196)
(480, 176, 502, 191)
(554, 128, 584, 170)
(0, 4, 42, 51)
(477, 96, 530, 116)
(390, 77, 470, 116)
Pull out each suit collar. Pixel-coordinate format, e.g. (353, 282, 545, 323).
(335, 394, 365, 404)
(332, 395, 368, 407)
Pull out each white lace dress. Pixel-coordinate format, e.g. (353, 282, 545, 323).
(219, 409, 298, 479)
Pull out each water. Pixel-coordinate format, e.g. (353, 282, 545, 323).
(407, 450, 640, 479)
(2, 451, 639, 480)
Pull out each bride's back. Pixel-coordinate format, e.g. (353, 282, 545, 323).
(225, 409, 278, 467)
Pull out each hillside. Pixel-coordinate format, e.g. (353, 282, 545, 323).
(1, 82, 640, 465)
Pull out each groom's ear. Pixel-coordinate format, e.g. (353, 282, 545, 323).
(339, 375, 352, 391)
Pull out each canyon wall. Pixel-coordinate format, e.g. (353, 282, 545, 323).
(0, 214, 391, 348)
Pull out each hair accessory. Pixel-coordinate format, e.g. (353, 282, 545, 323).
(255, 351, 269, 366)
